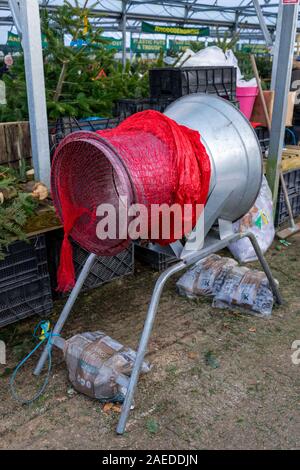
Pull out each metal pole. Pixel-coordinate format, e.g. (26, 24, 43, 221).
(129, 31, 133, 63)
(245, 232, 283, 305)
(19, 0, 51, 187)
(8, 0, 22, 36)
(34, 253, 97, 376)
(252, 0, 273, 49)
(116, 260, 186, 434)
(122, 0, 127, 70)
(271, 1, 283, 90)
(266, 1, 299, 207)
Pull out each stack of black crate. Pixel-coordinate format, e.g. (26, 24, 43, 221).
(0, 235, 53, 328)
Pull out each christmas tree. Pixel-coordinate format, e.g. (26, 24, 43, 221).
(0, 0, 149, 122)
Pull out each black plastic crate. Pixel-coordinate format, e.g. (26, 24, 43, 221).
(254, 126, 270, 155)
(0, 235, 49, 289)
(254, 127, 299, 155)
(0, 277, 53, 328)
(115, 97, 174, 118)
(135, 244, 177, 272)
(73, 242, 134, 291)
(149, 66, 237, 102)
(0, 235, 53, 328)
(275, 193, 300, 226)
(46, 230, 134, 296)
(49, 116, 123, 156)
(278, 169, 300, 202)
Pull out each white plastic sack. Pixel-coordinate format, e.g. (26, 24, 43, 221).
(229, 176, 275, 263)
(183, 46, 227, 67)
(237, 78, 258, 88)
(174, 49, 195, 67)
(182, 46, 256, 88)
(225, 49, 243, 82)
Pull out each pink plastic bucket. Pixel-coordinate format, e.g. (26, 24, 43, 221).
(236, 86, 259, 120)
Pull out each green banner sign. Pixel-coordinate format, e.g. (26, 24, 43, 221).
(142, 22, 210, 37)
(101, 36, 123, 51)
(71, 36, 122, 51)
(6, 32, 21, 49)
(169, 40, 193, 51)
(241, 44, 269, 54)
(6, 31, 48, 49)
(131, 38, 166, 54)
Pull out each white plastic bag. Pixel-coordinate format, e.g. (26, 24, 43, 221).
(174, 49, 195, 67)
(184, 46, 227, 67)
(225, 49, 243, 82)
(229, 176, 275, 263)
(182, 46, 256, 87)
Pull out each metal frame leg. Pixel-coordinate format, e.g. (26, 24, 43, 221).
(243, 232, 283, 305)
(116, 261, 186, 434)
(33, 253, 97, 376)
(117, 231, 283, 434)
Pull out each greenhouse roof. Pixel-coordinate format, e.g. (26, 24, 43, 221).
(0, 1, 292, 44)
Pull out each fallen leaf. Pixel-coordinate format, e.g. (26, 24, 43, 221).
(56, 396, 67, 403)
(103, 402, 122, 414)
(188, 352, 197, 360)
(111, 404, 122, 413)
(103, 403, 113, 413)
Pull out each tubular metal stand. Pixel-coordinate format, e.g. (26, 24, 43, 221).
(33, 230, 283, 435)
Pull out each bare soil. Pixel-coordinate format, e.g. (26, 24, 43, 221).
(0, 235, 300, 450)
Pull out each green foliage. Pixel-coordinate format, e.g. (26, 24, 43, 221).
(1, 1, 274, 123)
(0, 0, 150, 122)
(146, 418, 159, 435)
(0, 166, 38, 259)
(215, 28, 240, 53)
(235, 51, 272, 88)
(189, 41, 206, 53)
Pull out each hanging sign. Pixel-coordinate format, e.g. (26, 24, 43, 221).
(6, 32, 21, 49)
(241, 44, 269, 54)
(131, 38, 166, 53)
(70, 38, 87, 47)
(6, 31, 48, 49)
(101, 37, 123, 51)
(169, 40, 198, 51)
(142, 22, 210, 37)
(71, 36, 122, 51)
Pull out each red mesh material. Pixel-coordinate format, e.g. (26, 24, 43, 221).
(51, 110, 211, 291)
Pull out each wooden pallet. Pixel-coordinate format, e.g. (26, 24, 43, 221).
(0, 121, 32, 168)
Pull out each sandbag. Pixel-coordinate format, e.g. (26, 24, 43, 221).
(176, 254, 237, 299)
(64, 331, 151, 403)
(213, 267, 277, 317)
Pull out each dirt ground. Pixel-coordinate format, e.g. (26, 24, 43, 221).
(0, 233, 300, 450)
